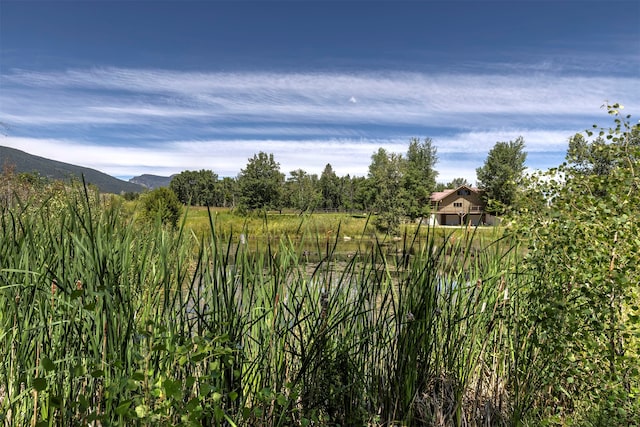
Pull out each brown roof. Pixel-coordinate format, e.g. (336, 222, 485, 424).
(429, 185, 482, 202)
(429, 190, 452, 202)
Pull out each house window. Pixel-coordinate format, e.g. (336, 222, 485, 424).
(457, 189, 470, 196)
(453, 202, 463, 208)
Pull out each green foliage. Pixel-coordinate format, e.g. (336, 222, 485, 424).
(567, 133, 616, 178)
(447, 177, 470, 188)
(403, 137, 439, 219)
(476, 136, 527, 214)
(237, 152, 285, 211)
(319, 163, 341, 210)
(367, 148, 405, 234)
(284, 168, 320, 212)
(436, 177, 471, 192)
(139, 187, 183, 227)
(122, 191, 139, 201)
(0, 164, 69, 212)
(218, 176, 238, 208)
(364, 137, 438, 229)
(0, 184, 525, 426)
(339, 174, 367, 211)
(170, 169, 219, 206)
(513, 105, 640, 425)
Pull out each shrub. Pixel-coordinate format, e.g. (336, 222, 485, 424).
(139, 187, 183, 227)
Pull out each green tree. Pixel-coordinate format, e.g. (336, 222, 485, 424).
(447, 177, 470, 188)
(218, 177, 238, 208)
(237, 152, 285, 211)
(403, 137, 438, 219)
(476, 137, 527, 214)
(566, 125, 639, 196)
(368, 148, 405, 234)
(319, 163, 341, 211)
(284, 169, 320, 212)
(339, 174, 365, 212)
(170, 169, 219, 206)
(567, 133, 615, 177)
(513, 105, 640, 424)
(435, 178, 471, 193)
(139, 187, 182, 227)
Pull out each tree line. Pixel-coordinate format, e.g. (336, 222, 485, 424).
(165, 137, 527, 231)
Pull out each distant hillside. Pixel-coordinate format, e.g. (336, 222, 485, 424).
(129, 174, 173, 190)
(0, 146, 145, 194)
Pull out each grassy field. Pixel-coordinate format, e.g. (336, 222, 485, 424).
(182, 206, 502, 255)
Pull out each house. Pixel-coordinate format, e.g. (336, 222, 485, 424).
(429, 185, 493, 226)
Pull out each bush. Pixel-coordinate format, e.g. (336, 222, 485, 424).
(139, 187, 183, 227)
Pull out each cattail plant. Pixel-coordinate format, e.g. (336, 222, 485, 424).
(0, 182, 538, 426)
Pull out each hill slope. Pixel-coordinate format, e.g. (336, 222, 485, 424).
(129, 174, 173, 189)
(0, 146, 144, 194)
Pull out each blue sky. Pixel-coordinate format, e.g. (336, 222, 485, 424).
(1, 1, 639, 183)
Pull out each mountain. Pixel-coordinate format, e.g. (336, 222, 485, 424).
(0, 145, 145, 194)
(129, 174, 173, 190)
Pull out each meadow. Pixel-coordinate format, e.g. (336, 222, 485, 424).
(1, 184, 637, 426)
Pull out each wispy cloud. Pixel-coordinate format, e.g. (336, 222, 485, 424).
(1, 67, 638, 182)
(435, 130, 573, 153)
(5, 68, 637, 124)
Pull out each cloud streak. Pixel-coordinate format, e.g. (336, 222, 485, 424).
(5, 68, 637, 124)
(1, 67, 638, 183)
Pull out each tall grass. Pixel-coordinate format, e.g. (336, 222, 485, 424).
(1, 186, 534, 426)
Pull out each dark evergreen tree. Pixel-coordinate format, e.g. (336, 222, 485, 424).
(319, 163, 341, 210)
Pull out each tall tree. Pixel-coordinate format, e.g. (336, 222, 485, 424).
(218, 177, 238, 208)
(170, 169, 219, 206)
(476, 137, 527, 214)
(566, 126, 639, 196)
(319, 163, 341, 210)
(368, 148, 405, 234)
(284, 169, 320, 212)
(567, 134, 615, 177)
(237, 152, 285, 211)
(339, 174, 365, 212)
(403, 137, 438, 219)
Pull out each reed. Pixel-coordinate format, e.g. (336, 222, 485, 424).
(1, 184, 535, 426)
